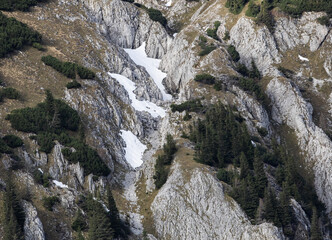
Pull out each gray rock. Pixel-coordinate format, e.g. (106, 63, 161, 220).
(151, 163, 284, 240)
(267, 78, 332, 212)
(22, 200, 45, 240)
(274, 12, 329, 52)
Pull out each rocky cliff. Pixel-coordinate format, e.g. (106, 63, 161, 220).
(0, 0, 332, 239)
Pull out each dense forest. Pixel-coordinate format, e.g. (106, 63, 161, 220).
(0, 12, 42, 57)
(185, 103, 328, 239)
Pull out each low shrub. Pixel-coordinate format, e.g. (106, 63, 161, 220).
(246, 1, 260, 17)
(2, 87, 20, 99)
(170, 99, 203, 113)
(257, 127, 268, 137)
(41, 55, 95, 80)
(317, 16, 330, 26)
(66, 80, 81, 89)
(227, 45, 240, 62)
(3, 135, 23, 148)
(43, 196, 60, 211)
(194, 73, 215, 85)
(206, 21, 221, 40)
(32, 42, 45, 51)
(147, 8, 167, 27)
(198, 36, 216, 56)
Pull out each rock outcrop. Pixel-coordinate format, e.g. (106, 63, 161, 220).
(267, 78, 332, 212)
(22, 201, 45, 240)
(81, 0, 172, 58)
(151, 162, 284, 240)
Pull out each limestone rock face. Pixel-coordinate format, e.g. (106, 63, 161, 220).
(267, 78, 332, 212)
(151, 163, 284, 240)
(230, 17, 280, 76)
(22, 201, 45, 240)
(81, 0, 172, 58)
(160, 30, 198, 95)
(274, 12, 329, 52)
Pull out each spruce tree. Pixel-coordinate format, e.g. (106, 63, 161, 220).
(2, 174, 24, 240)
(279, 181, 292, 227)
(163, 134, 177, 164)
(253, 151, 267, 198)
(88, 200, 114, 240)
(239, 152, 249, 179)
(311, 206, 322, 240)
(107, 187, 124, 238)
(45, 90, 55, 117)
(263, 187, 275, 222)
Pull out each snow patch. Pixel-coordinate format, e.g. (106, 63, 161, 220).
(120, 130, 147, 168)
(298, 55, 309, 62)
(109, 73, 166, 118)
(38, 168, 43, 174)
(124, 43, 172, 101)
(251, 140, 257, 147)
(53, 180, 68, 189)
(165, 0, 172, 7)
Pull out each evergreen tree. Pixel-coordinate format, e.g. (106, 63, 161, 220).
(263, 187, 275, 222)
(107, 187, 127, 238)
(45, 90, 55, 117)
(163, 134, 177, 164)
(2, 174, 24, 240)
(239, 152, 249, 179)
(311, 206, 322, 240)
(72, 210, 87, 231)
(253, 150, 267, 198)
(279, 181, 292, 228)
(88, 200, 114, 240)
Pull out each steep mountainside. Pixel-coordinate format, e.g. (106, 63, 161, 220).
(1, 0, 332, 239)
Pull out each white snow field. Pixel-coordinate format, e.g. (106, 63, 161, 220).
(120, 130, 147, 168)
(53, 180, 69, 189)
(124, 42, 172, 101)
(108, 73, 166, 118)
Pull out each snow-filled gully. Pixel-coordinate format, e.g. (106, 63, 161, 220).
(109, 43, 171, 169)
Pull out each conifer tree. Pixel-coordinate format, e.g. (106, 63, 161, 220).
(163, 134, 177, 164)
(107, 187, 126, 238)
(311, 206, 322, 240)
(239, 152, 249, 179)
(253, 150, 267, 198)
(2, 174, 24, 240)
(263, 187, 275, 222)
(88, 200, 114, 240)
(279, 181, 292, 227)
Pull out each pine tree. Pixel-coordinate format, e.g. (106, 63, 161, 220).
(2, 174, 24, 240)
(107, 187, 124, 238)
(263, 187, 275, 222)
(88, 200, 114, 240)
(253, 150, 267, 198)
(163, 134, 177, 164)
(279, 181, 292, 227)
(239, 152, 249, 179)
(45, 90, 55, 116)
(72, 210, 87, 231)
(311, 206, 322, 240)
